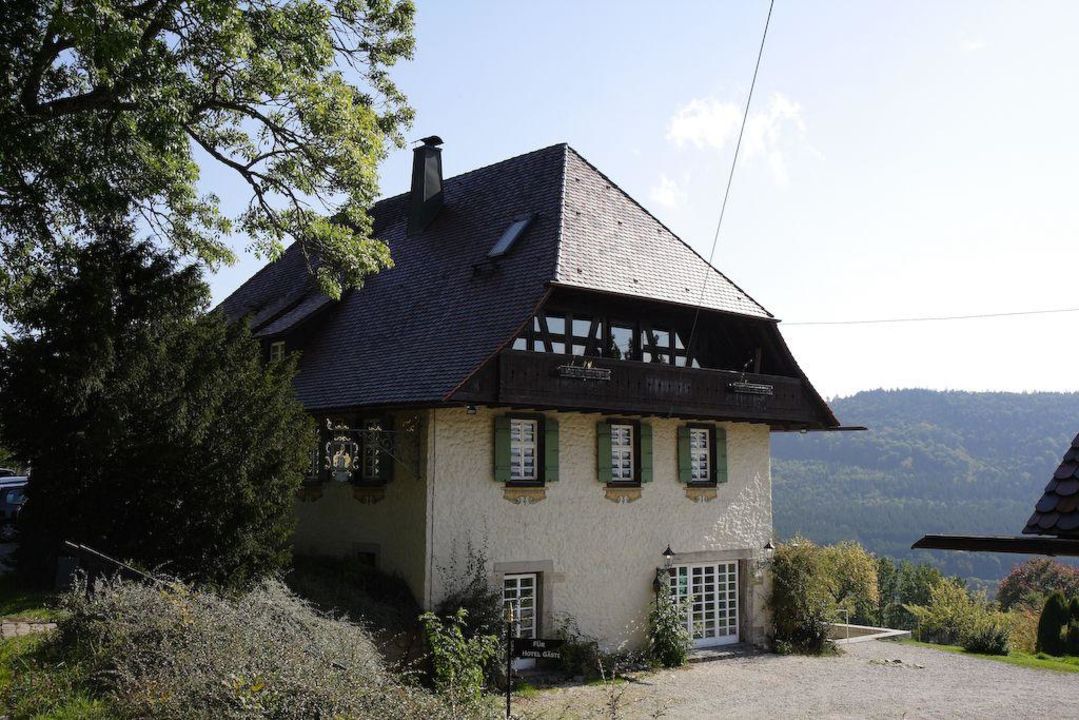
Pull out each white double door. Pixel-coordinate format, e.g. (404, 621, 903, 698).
(669, 562, 739, 647)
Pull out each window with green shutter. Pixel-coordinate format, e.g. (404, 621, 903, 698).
(599, 419, 647, 485)
(678, 424, 727, 485)
(596, 421, 612, 484)
(494, 414, 556, 485)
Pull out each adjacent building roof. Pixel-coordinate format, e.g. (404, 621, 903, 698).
(1024, 432, 1079, 537)
(218, 144, 780, 410)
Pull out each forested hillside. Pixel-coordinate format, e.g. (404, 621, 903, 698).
(772, 389, 1079, 585)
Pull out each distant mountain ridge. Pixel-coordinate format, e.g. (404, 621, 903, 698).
(772, 389, 1079, 583)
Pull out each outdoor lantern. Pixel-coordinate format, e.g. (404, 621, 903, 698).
(764, 540, 775, 559)
(662, 544, 675, 568)
(466, 403, 477, 415)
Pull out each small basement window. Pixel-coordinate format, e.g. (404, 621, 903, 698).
(269, 341, 285, 362)
(488, 215, 535, 258)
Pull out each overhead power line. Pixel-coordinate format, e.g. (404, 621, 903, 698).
(784, 306, 1079, 327)
(682, 0, 775, 358)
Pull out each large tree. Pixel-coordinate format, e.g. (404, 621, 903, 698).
(0, 0, 414, 312)
(0, 232, 313, 589)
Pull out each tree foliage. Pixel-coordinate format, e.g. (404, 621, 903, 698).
(997, 559, 1079, 612)
(876, 556, 946, 629)
(819, 541, 879, 625)
(0, 0, 415, 310)
(0, 233, 312, 589)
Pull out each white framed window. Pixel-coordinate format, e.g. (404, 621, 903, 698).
(509, 418, 538, 482)
(610, 423, 634, 482)
(689, 428, 711, 483)
(268, 341, 285, 362)
(360, 420, 382, 481)
(503, 573, 537, 639)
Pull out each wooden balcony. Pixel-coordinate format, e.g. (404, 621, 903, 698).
(495, 350, 827, 426)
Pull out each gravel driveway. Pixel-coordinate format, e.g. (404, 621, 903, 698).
(516, 640, 1079, 719)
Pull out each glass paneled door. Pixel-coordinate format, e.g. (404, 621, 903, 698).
(504, 573, 538, 670)
(669, 562, 739, 647)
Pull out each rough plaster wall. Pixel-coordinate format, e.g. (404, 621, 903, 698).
(428, 407, 773, 649)
(292, 410, 429, 601)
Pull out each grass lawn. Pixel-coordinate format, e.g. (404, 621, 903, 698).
(0, 573, 57, 621)
(899, 638, 1079, 674)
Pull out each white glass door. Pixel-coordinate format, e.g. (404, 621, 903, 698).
(504, 573, 538, 670)
(670, 562, 739, 647)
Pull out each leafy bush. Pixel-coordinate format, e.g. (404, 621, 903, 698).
(769, 540, 836, 655)
(819, 541, 879, 625)
(4, 577, 484, 720)
(1009, 606, 1040, 655)
(1036, 591, 1070, 656)
(906, 579, 992, 646)
(876, 556, 946, 629)
(434, 542, 502, 640)
(646, 587, 692, 668)
(2, 237, 311, 590)
(998, 559, 1079, 612)
(961, 612, 1010, 655)
(553, 615, 602, 679)
(286, 555, 421, 642)
(419, 610, 498, 714)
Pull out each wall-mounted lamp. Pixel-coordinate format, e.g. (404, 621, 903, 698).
(466, 404, 477, 415)
(756, 540, 776, 574)
(662, 544, 675, 569)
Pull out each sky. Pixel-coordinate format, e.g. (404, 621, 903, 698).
(206, 0, 1079, 399)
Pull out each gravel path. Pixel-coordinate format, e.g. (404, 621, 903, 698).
(516, 640, 1079, 719)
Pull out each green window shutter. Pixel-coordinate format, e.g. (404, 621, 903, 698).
(596, 421, 612, 483)
(639, 422, 653, 483)
(494, 416, 511, 483)
(379, 416, 395, 483)
(715, 427, 728, 484)
(677, 426, 692, 484)
(544, 417, 559, 482)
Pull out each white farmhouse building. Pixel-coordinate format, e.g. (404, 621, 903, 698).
(220, 140, 841, 650)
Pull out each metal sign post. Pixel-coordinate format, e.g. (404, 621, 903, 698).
(504, 603, 514, 719)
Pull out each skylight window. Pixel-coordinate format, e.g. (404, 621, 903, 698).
(488, 215, 535, 259)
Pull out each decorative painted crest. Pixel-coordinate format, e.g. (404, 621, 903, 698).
(325, 419, 359, 482)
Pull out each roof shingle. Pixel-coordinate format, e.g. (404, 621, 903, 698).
(1024, 432, 1079, 537)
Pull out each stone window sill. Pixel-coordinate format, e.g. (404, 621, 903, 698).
(352, 485, 386, 505)
(684, 485, 718, 503)
(503, 486, 547, 504)
(604, 486, 642, 504)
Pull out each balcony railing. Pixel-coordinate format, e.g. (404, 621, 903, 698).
(497, 350, 821, 424)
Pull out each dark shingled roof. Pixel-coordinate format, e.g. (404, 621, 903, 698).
(218, 144, 776, 410)
(1024, 432, 1079, 537)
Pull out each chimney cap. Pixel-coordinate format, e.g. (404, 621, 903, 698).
(415, 135, 443, 147)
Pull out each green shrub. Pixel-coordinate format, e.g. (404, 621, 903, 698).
(906, 579, 985, 646)
(647, 588, 692, 668)
(5, 576, 481, 720)
(554, 615, 602, 678)
(286, 555, 420, 640)
(768, 540, 836, 655)
(419, 609, 498, 713)
(1036, 591, 1070, 656)
(960, 613, 1010, 655)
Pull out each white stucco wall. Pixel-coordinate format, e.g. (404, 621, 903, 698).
(292, 410, 429, 601)
(426, 407, 774, 649)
